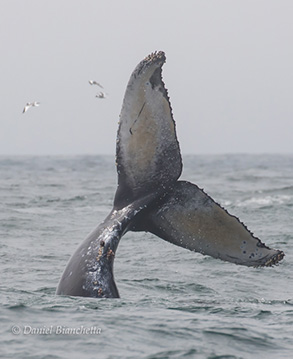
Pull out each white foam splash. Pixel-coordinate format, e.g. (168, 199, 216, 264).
(236, 195, 292, 207)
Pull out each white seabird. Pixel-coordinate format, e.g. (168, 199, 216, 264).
(95, 92, 107, 99)
(22, 102, 40, 113)
(89, 80, 104, 88)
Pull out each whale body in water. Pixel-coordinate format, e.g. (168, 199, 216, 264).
(56, 51, 284, 298)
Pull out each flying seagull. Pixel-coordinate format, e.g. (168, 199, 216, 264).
(22, 102, 40, 113)
(95, 91, 107, 99)
(89, 80, 104, 88)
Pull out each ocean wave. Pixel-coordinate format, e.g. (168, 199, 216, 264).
(236, 195, 293, 208)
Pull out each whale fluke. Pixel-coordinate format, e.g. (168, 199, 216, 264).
(56, 51, 284, 298)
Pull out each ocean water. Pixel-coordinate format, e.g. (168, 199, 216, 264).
(0, 154, 292, 359)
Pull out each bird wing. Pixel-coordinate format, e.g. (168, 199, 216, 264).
(23, 105, 30, 113)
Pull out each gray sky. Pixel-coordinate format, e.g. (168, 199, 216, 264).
(1, 0, 292, 155)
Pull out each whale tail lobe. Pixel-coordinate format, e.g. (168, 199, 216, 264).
(114, 51, 182, 208)
(132, 181, 284, 267)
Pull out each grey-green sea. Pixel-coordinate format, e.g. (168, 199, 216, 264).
(1, 154, 292, 359)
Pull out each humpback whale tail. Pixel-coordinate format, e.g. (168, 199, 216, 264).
(56, 51, 284, 298)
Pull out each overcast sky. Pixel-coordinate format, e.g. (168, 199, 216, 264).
(1, 0, 292, 155)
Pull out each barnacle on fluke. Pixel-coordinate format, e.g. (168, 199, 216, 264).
(263, 252, 285, 267)
(56, 51, 284, 299)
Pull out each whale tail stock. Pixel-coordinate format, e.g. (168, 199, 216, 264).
(56, 193, 158, 298)
(56, 51, 284, 299)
